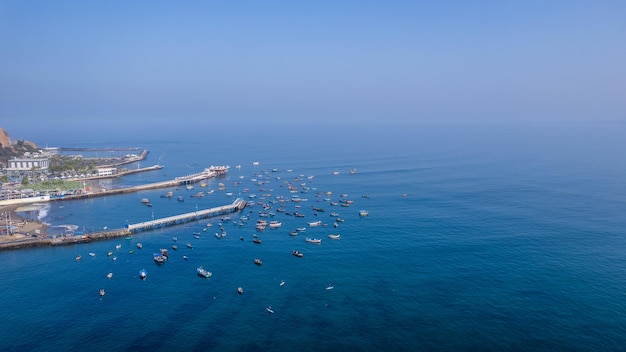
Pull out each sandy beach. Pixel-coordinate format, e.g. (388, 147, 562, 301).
(0, 204, 49, 243)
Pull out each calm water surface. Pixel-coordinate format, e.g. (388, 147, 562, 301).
(2, 121, 626, 351)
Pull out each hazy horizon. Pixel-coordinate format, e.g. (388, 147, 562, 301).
(1, 1, 625, 133)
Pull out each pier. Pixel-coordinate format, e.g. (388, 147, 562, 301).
(52, 165, 230, 202)
(126, 198, 246, 232)
(0, 198, 247, 251)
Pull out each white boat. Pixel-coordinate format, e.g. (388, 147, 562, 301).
(280, 280, 285, 286)
(88, 252, 96, 257)
(326, 285, 334, 290)
(292, 250, 304, 257)
(328, 234, 341, 240)
(136, 243, 143, 249)
(269, 221, 282, 228)
(139, 269, 147, 279)
(359, 210, 369, 217)
(197, 266, 212, 278)
(238, 287, 244, 294)
(306, 237, 322, 244)
(266, 306, 274, 314)
(153, 253, 166, 264)
(308, 221, 322, 227)
(100, 289, 105, 297)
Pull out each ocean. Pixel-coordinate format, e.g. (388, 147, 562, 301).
(1, 121, 626, 351)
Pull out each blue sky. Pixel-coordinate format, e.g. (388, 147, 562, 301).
(1, 0, 625, 133)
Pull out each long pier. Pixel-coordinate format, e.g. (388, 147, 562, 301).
(52, 165, 230, 202)
(0, 198, 247, 251)
(126, 198, 246, 233)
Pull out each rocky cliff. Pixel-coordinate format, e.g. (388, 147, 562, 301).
(0, 128, 10, 148)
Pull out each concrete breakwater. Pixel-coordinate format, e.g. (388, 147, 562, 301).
(52, 165, 229, 201)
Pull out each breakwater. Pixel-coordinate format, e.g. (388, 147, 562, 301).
(52, 165, 229, 202)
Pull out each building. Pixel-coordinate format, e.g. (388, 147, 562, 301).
(96, 168, 117, 177)
(7, 156, 50, 171)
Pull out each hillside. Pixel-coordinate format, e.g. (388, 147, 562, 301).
(0, 127, 40, 167)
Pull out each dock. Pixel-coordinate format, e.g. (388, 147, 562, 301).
(0, 198, 247, 251)
(52, 165, 230, 202)
(126, 198, 246, 232)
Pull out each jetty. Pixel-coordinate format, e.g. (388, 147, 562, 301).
(126, 198, 246, 232)
(0, 198, 246, 251)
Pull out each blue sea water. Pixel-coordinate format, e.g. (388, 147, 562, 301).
(1, 121, 626, 351)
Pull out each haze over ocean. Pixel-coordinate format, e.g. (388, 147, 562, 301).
(1, 1, 626, 351)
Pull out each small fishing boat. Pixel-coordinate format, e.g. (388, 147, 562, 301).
(308, 221, 322, 227)
(100, 289, 105, 297)
(172, 245, 178, 250)
(237, 287, 244, 295)
(253, 238, 262, 244)
(197, 266, 212, 278)
(153, 253, 166, 264)
(139, 269, 147, 279)
(136, 243, 143, 249)
(326, 285, 334, 290)
(254, 258, 262, 265)
(129, 249, 135, 254)
(359, 210, 369, 217)
(292, 250, 304, 257)
(186, 243, 193, 249)
(107, 272, 113, 279)
(266, 306, 274, 314)
(280, 280, 285, 286)
(328, 234, 341, 240)
(183, 255, 188, 260)
(75, 255, 81, 261)
(306, 237, 322, 244)
(88, 252, 96, 257)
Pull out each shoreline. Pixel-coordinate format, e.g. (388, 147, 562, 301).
(0, 204, 49, 245)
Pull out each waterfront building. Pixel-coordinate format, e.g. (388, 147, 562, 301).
(96, 168, 117, 177)
(7, 156, 50, 171)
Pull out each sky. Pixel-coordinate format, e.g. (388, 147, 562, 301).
(1, 0, 625, 134)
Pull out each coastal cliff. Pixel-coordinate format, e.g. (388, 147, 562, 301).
(0, 127, 40, 167)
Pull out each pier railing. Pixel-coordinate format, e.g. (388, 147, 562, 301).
(126, 198, 246, 232)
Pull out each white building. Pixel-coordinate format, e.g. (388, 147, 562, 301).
(96, 168, 117, 176)
(7, 157, 50, 171)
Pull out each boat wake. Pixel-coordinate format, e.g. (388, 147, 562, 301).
(50, 224, 79, 235)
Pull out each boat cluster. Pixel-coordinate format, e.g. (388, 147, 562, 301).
(84, 163, 370, 302)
